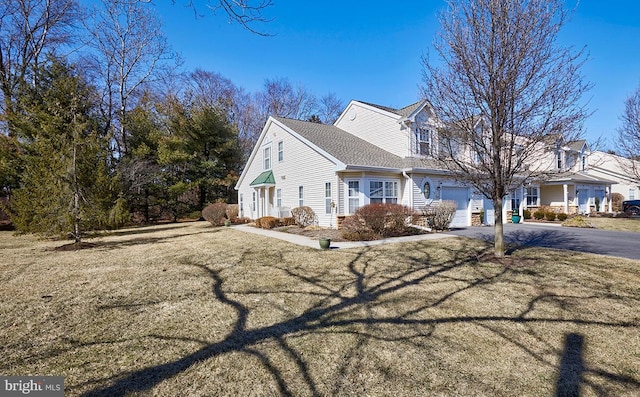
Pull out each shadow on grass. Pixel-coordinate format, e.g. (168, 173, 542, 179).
(467, 228, 584, 255)
(556, 333, 584, 397)
(78, 241, 639, 396)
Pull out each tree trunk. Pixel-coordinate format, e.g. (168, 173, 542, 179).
(493, 195, 504, 257)
(73, 141, 81, 244)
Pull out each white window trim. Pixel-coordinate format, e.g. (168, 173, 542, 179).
(278, 141, 284, 162)
(368, 179, 399, 204)
(325, 182, 332, 214)
(263, 146, 271, 170)
(346, 179, 361, 215)
(298, 186, 304, 207)
(415, 126, 432, 156)
(525, 186, 540, 207)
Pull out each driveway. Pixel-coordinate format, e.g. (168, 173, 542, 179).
(446, 223, 640, 260)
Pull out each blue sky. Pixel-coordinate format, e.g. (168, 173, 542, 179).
(156, 0, 640, 149)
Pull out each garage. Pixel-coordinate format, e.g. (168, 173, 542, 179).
(441, 187, 470, 228)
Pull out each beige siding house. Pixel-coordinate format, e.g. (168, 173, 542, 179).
(236, 99, 624, 228)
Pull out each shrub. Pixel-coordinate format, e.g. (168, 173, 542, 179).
(202, 202, 227, 226)
(422, 200, 457, 231)
(612, 192, 624, 212)
(544, 211, 556, 221)
(533, 210, 545, 220)
(557, 213, 568, 221)
(255, 216, 278, 229)
(523, 209, 531, 219)
(226, 204, 239, 222)
(340, 203, 412, 241)
(291, 206, 317, 227)
(340, 215, 380, 241)
(562, 215, 594, 228)
(279, 217, 296, 226)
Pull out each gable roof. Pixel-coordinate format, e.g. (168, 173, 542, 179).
(250, 170, 275, 186)
(275, 117, 442, 171)
(356, 100, 423, 118)
(567, 139, 587, 152)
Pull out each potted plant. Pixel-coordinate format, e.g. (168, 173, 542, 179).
(224, 219, 231, 227)
(319, 237, 331, 249)
(512, 214, 521, 223)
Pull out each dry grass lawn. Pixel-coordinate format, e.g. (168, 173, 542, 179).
(1, 221, 639, 396)
(587, 217, 640, 232)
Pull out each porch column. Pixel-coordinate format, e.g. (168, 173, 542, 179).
(563, 184, 569, 214)
(607, 187, 612, 213)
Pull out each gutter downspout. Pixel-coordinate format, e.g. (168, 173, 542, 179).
(402, 170, 412, 211)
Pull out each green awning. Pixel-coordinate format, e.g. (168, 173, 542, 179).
(250, 170, 275, 186)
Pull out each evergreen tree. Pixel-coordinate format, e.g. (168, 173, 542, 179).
(8, 59, 113, 241)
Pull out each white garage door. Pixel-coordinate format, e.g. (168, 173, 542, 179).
(441, 187, 470, 228)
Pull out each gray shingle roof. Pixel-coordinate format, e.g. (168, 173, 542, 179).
(355, 100, 424, 118)
(567, 139, 586, 151)
(275, 117, 442, 171)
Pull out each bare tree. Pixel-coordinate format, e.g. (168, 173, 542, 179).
(0, 0, 79, 135)
(422, 0, 590, 257)
(617, 82, 640, 179)
(257, 77, 318, 121)
(175, 0, 273, 35)
(85, 0, 179, 156)
(318, 92, 344, 125)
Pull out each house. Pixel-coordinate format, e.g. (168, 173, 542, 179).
(518, 138, 616, 215)
(587, 151, 640, 203)
(235, 99, 617, 228)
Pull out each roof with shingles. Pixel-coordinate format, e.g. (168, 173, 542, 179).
(355, 100, 424, 118)
(567, 139, 587, 151)
(274, 117, 442, 171)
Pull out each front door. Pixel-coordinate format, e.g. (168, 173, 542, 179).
(578, 189, 589, 214)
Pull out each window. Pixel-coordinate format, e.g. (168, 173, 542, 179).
(423, 181, 431, 200)
(240, 194, 244, 212)
(369, 180, 398, 204)
(369, 181, 383, 204)
(630, 188, 636, 200)
(276, 188, 282, 207)
(252, 191, 256, 211)
(526, 186, 539, 207)
(416, 126, 432, 156)
(581, 155, 587, 171)
(556, 151, 563, 170)
(278, 141, 283, 162)
(325, 183, 332, 214)
(263, 146, 271, 169)
(348, 181, 360, 214)
(384, 181, 398, 203)
(298, 186, 304, 207)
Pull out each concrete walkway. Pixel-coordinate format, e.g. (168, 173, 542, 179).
(233, 224, 457, 250)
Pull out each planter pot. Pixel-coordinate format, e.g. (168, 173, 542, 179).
(511, 215, 521, 224)
(224, 220, 231, 227)
(319, 238, 331, 249)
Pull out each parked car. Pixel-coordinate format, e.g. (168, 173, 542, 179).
(622, 200, 640, 216)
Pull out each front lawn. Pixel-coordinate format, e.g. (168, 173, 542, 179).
(587, 217, 640, 232)
(1, 222, 638, 396)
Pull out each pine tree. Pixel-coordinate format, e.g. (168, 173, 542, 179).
(8, 58, 113, 241)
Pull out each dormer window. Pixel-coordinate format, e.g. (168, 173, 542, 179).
(556, 151, 563, 170)
(581, 155, 586, 171)
(416, 126, 432, 156)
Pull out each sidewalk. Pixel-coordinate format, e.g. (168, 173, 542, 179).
(233, 224, 457, 250)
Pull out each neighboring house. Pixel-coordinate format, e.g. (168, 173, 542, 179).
(520, 138, 615, 215)
(235, 99, 618, 228)
(588, 151, 640, 203)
